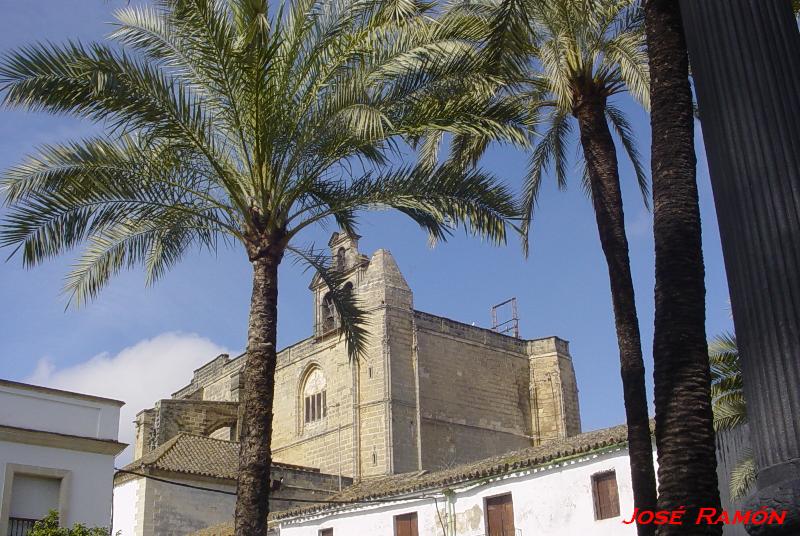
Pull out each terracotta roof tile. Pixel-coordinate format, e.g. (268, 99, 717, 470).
(273, 422, 647, 520)
(119, 434, 319, 481)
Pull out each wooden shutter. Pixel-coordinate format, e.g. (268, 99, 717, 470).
(592, 471, 620, 519)
(486, 494, 515, 536)
(394, 512, 419, 536)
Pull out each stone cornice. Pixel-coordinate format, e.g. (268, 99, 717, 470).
(0, 424, 127, 455)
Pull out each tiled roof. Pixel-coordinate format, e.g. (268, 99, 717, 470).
(187, 423, 644, 534)
(273, 422, 644, 520)
(190, 522, 235, 536)
(118, 433, 320, 482)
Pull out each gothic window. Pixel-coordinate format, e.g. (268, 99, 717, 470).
(303, 368, 327, 425)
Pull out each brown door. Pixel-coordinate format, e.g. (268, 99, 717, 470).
(394, 512, 419, 536)
(319, 529, 333, 536)
(486, 494, 515, 536)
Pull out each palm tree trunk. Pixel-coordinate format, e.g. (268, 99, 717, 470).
(235, 238, 285, 536)
(644, 1, 721, 533)
(574, 96, 657, 536)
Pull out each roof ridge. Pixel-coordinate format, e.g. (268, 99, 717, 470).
(273, 421, 640, 520)
(174, 432, 239, 445)
(123, 434, 183, 471)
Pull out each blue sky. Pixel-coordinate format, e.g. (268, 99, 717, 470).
(0, 1, 733, 445)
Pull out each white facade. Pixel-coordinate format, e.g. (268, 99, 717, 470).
(0, 379, 125, 534)
(278, 446, 657, 536)
(112, 475, 236, 536)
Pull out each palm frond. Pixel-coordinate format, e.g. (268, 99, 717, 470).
(605, 104, 649, 207)
(730, 450, 756, 501)
(287, 243, 369, 360)
(708, 332, 748, 431)
(520, 108, 571, 255)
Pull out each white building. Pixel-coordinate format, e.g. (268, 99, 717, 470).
(112, 434, 347, 536)
(0, 379, 126, 534)
(272, 423, 651, 536)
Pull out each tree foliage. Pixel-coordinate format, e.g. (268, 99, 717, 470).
(708, 332, 755, 501)
(28, 511, 110, 536)
(0, 0, 524, 358)
(440, 0, 649, 250)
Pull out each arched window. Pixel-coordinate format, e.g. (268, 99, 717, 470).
(335, 247, 346, 270)
(303, 368, 327, 424)
(320, 292, 337, 333)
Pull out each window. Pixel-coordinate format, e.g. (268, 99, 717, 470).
(304, 391, 327, 423)
(394, 512, 418, 536)
(592, 470, 620, 520)
(319, 529, 333, 536)
(7, 474, 61, 536)
(302, 369, 327, 425)
(320, 292, 337, 333)
(485, 494, 515, 536)
(335, 247, 346, 270)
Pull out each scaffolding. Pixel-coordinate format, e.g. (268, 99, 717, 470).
(491, 297, 520, 338)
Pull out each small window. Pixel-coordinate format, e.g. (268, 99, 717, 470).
(321, 293, 337, 333)
(335, 247, 346, 270)
(592, 470, 620, 520)
(485, 493, 515, 536)
(9, 474, 61, 530)
(320, 529, 333, 536)
(394, 512, 419, 536)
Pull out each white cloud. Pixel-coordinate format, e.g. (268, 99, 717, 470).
(27, 332, 230, 464)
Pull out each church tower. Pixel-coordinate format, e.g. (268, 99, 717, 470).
(147, 231, 582, 481)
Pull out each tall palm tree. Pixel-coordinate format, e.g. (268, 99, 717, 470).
(441, 0, 657, 531)
(709, 333, 755, 501)
(0, 1, 524, 534)
(643, 0, 721, 533)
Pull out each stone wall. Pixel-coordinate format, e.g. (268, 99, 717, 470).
(116, 465, 349, 536)
(411, 312, 581, 469)
(138, 400, 239, 456)
(140, 234, 582, 481)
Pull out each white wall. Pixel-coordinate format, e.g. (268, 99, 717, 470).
(0, 382, 121, 440)
(280, 447, 656, 536)
(113, 475, 236, 536)
(0, 440, 116, 528)
(112, 479, 140, 536)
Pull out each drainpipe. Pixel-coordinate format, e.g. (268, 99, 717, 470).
(444, 488, 456, 536)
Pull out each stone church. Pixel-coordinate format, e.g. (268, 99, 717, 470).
(114, 232, 582, 535)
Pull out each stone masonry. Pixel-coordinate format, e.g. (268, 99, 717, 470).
(134, 232, 582, 480)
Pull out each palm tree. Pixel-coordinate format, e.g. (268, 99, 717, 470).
(709, 333, 755, 501)
(0, 1, 524, 534)
(643, 0, 721, 533)
(441, 0, 657, 531)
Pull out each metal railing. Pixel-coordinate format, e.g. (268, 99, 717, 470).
(7, 517, 37, 536)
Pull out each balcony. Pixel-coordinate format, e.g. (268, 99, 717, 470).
(7, 517, 37, 536)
